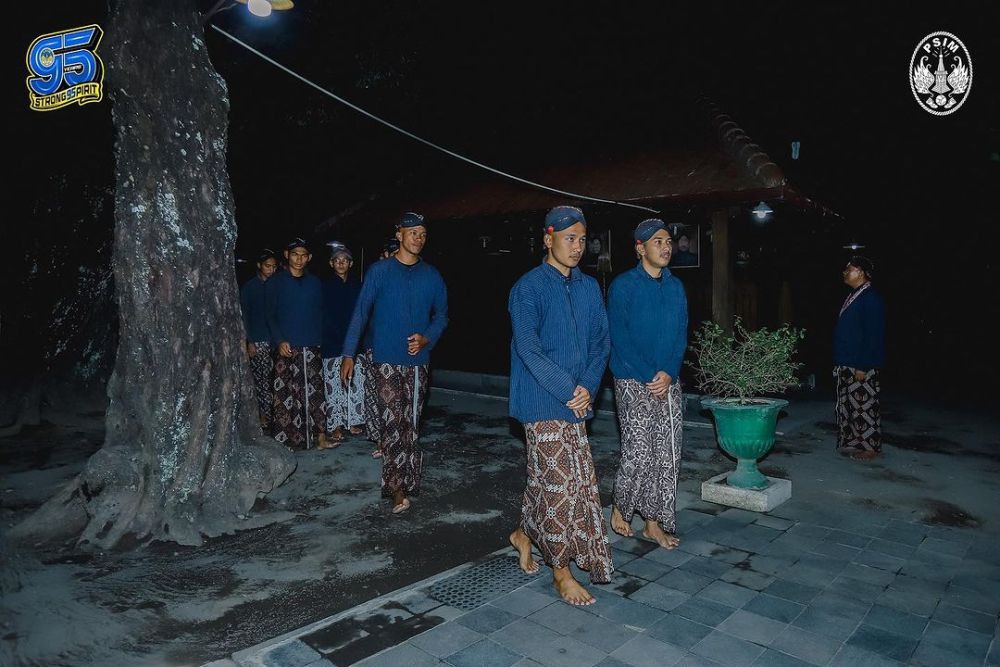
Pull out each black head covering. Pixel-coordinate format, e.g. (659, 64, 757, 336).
(285, 237, 310, 252)
(848, 255, 874, 280)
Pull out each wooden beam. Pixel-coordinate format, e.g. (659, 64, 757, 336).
(711, 208, 733, 330)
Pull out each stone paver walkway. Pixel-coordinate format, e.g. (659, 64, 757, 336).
(232, 491, 1000, 667)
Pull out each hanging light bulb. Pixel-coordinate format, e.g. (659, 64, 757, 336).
(235, 0, 294, 16)
(751, 201, 773, 224)
(247, 0, 273, 17)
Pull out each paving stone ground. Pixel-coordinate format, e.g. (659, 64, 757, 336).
(235, 492, 1000, 667)
(192, 386, 1000, 667)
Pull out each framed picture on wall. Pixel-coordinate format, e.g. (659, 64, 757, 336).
(668, 223, 700, 268)
(584, 229, 613, 274)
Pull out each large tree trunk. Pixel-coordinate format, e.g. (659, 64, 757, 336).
(10, 0, 295, 548)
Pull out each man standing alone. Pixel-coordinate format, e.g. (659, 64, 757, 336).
(833, 256, 886, 460)
(266, 238, 328, 450)
(608, 219, 688, 549)
(341, 213, 448, 513)
(507, 205, 612, 606)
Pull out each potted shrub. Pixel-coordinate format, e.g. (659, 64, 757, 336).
(687, 319, 805, 489)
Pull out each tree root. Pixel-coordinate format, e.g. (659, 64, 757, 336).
(7, 437, 295, 550)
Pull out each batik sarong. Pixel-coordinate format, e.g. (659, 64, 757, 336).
(375, 363, 429, 496)
(272, 346, 325, 449)
(613, 379, 684, 533)
(248, 340, 274, 431)
(360, 349, 382, 444)
(835, 366, 881, 454)
(323, 355, 365, 434)
(520, 420, 614, 583)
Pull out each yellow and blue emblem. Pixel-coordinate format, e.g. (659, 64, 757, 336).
(26, 25, 104, 111)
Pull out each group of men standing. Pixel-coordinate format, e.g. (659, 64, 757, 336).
(239, 205, 692, 604)
(506, 206, 690, 605)
(237, 203, 889, 607)
(240, 213, 447, 514)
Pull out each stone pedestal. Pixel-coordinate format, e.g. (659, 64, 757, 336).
(701, 472, 791, 512)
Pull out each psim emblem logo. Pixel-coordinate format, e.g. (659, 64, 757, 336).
(26, 25, 105, 112)
(909, 31, 972, 116)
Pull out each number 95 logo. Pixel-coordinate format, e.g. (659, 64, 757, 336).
(26, 24, 104, 111)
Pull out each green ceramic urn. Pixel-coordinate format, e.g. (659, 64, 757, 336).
(701, 397, 788, 489)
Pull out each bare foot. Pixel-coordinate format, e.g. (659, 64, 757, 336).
(642, 521, 680, 549)
(371, 448, 383, 458)
(391, 490, 411, 514)
(349, 425, 365, 436)
(509, 529, 540, 574)
(316, 433, 341, 450)
(553, 567, 595, 606)
(611, 506, 634, 537)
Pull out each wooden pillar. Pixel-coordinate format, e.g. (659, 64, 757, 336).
(778, 279, 794, 325)
(711, 208, 733, 330)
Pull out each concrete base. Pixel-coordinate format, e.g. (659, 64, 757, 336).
(701, 472, 792, 512)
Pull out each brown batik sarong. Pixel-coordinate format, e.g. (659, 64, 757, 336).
(520, 420, 614, 583)
(835, 366, 881, 454)
(375, 362, 429, 496)
(272, 346, 325, 449)
(360, 349, 382, 444)
(249, 340, 274, 431)
(613, 380, 684, 533)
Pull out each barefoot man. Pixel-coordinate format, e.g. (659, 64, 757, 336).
(608, 219, 688, 549)
(320, 243, 365, 447)
(266, 238, 330, 450)
(341, 213, 448, 514)
(507, 205, 613, 606)
(240, 248, 279, 431)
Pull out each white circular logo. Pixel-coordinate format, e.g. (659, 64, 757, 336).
(910, 31, 973, 116)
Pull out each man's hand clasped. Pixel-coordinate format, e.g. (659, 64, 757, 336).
(567, 385, 592, 419)
(407, 333, 429, 356)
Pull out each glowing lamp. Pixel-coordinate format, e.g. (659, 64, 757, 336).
(247, 0, 272, 17)
(235, 0, 295, 17)
(751, 201, 773, 224)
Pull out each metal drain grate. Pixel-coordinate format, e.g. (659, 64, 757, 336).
(428, 554, 537, 610)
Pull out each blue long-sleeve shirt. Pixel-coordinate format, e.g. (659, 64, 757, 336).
(833, 284, 886, 371)
(509, 262, 610, 424)
(265, 270, 323, 348)
(608, 263, 688, 382)
(342, 257, 448, 366)
(240, 275, 271, 343)
(322, 276, 362, 358)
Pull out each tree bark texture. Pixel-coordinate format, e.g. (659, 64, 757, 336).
(11, 0, 295, 548)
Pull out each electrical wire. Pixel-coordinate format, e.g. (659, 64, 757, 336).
(209, 25, 660, 214)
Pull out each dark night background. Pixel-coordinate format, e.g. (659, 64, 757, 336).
(7, 1, 999, 409)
